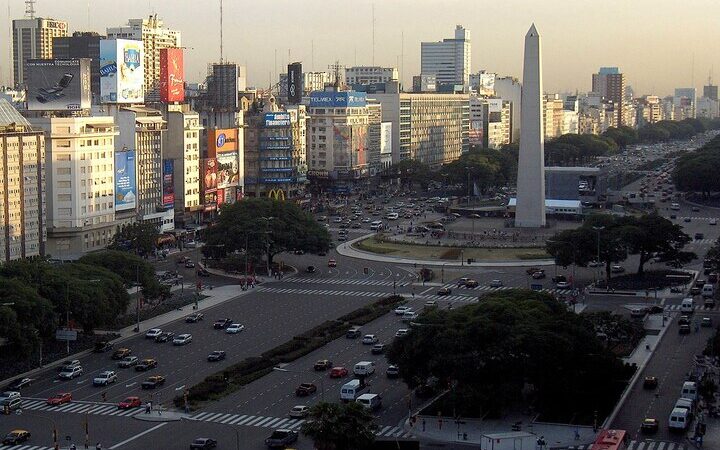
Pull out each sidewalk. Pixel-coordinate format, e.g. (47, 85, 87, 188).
(336, 234, 555, 268)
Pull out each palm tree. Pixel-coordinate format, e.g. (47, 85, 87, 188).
(301, 402, 377, 450)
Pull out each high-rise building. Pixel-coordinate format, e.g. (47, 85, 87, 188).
(592, 67, 626, 126)
(30, 116, 118, 259)
(704, 84, 719, 101)
(345, 67, 398, 86)
(107, 15, 181, 102)
(12, 17, 68, 87)
(494, 76, 521, 143)
(421, 25, 471, 89)
(278, 71, 332, 101)
(52, 32, 105, 101)
(366, 101, 383, 174)
(206, 63, 239, 110)
(163, 105, 202, 226)
(470, 97, 512, 149)
(0, 99, 46, 262)
(674, 88, 697, 119)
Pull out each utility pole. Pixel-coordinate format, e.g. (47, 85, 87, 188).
(135, 264, 141, 332)
(65, 281, 70, 355)
(219, 0, 224, 63)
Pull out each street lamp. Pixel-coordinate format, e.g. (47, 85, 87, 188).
(592, 226, 605, 282)
(260, 217, 274, 277)
(273, 366, 325, 402)
(465, 166, 471, 206)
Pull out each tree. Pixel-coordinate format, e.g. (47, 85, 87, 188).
(79, 250, 164, 298)
(386, 159, 432, 188)
(108, 222, 159, 256)
(301, 402, 377, 450)
(620, 213, 693, 274)
(602, 126, 638, 148)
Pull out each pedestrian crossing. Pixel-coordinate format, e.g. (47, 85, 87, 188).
(567, 440, 686, 450)
(257, 287, 389, 298)
(0, 446, 53, 450)
(17, 398, 142, 418)
(437, 283, 575, 297)
(689, 238, 715, 245)
(286, 277, 409, 287)
(664, 303, 718, 311)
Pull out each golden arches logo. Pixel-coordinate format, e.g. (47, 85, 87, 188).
(268, 189, 286, 201)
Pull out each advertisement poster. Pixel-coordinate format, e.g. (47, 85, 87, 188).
(216, 153, 239, 188)
(351, 126, 367, 167)
(100, 39, 144, 103)
(202, 158, 218, 193)
(162, 159, 175, 208)
(160, 48, 184, 103)
(114, 150, 137, 211)
(26, 58, 91, 111)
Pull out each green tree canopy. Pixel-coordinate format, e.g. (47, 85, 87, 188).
(79, 250, 164, 298)
(386, 159, 432, 188)
(301, 402, 377, 450)
(108, 222, 160, 256)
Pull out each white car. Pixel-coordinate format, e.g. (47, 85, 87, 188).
(489, 280, 503, 288)
(394, 306, 411, 315)
(711, 219, 718, 226)
(173, 334, 193, 345)
(588, 260, 602, 267)
(402, 311, 418, 322)
(362, 334, 379, 345)
(145, 328, 162, 339)
(0, 391, 20, 401)
(289, 405, 310, 418)
(93, 370, 117, 386)
(424, 300, 438, 307)
(395, 329, 410, 338)
(556, 281, 571, 289)
(226, 324, 245, 334)
(58, 366, 83, 380)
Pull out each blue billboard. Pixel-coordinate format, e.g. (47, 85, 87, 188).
(309, 91, 367, 108)
(162, 159, 175, 209)
(114, 150, 137, 211)
(264, 112, 291, 127)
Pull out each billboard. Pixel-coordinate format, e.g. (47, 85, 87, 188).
(162, 159, 175, 208)
(202, 158, 218, 193)
(479, 73, 496, 96)
(207, 129, 240, 188)
(26, 59, 91, 111)
(309, 91, 367, 108)
(287, 62, 302, 104)
(114, 150, 137, 211)
(160, 48, 185, 103)
(100, 39, 144, 103)
(264, 112, 291, 127)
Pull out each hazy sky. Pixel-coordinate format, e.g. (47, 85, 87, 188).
(1, 0, 718, 96)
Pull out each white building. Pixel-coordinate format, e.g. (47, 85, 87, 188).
(697, 97, 719, 119)
(163, 105, 202, 226)
(421, 25, 471, 89)
(31, 115, 119, 259)
(12, 17, 68, 87)
(494, 76, 522, 142)
(380, 122, 393, 169)
(345, 67, 398, 86)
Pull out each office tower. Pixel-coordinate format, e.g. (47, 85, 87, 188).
(515, 25, 546, 228)
(366, 101, 383, 174)
(591, 67, 626, 126)
(107, 15, 181, 102)
(207, 63, 239, 110)
(345, 67, 398, 86)
(52, 32, 105, 100)
(674, 88, 697, 119)
(0, 100, 46, 261)
(494, 76, 522, 142)
(421, 25, 471, 89)
(163, 105, 202, 227)
(704, 84, 718, 101)
(12, 17, 68, 87)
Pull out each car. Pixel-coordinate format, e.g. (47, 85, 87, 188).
(526, 267, 543, 275)
(94, 341, 114, 353)
(670, 286, 683, 293)
(531, 270, 546, 279)
(346, 326, 362, 338)
(329, 367, 348, 378)
(155, 331, 175, 343)
(59, 359, 82, 371)
(58, 366, 83, 380)
(711, 219, 718, 225)
(611, 265, 625, 274)
(314, 360, 332, 371)
(692, 207, 701, 212)
(669, 214, 677, 220)
(394, 305, 411, 315)
(702, 317, 713, 327)
(135, 359, 158, 371)
(289, 405, 310, 418)
(679, 324, 691, 334)
(362, 334, 379, 345)
(552, 275, 567, 283)
(93, 371, 117, 386)
(395, 328, 410, 338)
(464, 279, 479, 288)
(402, 311, 419, 322)
(118, 396, 142, 409)
(679, 315, 691, 325)
(295, 383, 317, 396)
(588, 260, 602, 267)
(437, 287, 452, 296)
(456, 277, 470, 287)
(641, 418, 659, 434)
(556, 281, 571, 289)
(489, 279, 503, 288)
(190, 438, 217, 449)
(306, 265, 316, 273)
(185, 313, 204, 323)
(328, 259, 337, 267)
(185, 261, 195, 268)
(386, 365, 400, 378)
(226, 323, 245, 334)
(145, 328, 163, 339)
(112, 348, 131, 360)
(118, 356, 139, 368)
(337, 235, 347, 242)
(265, 429, 299, 448)
(371, 344, 386, 354)
(2, 430, 30, 445)
(207, 350, 226, 362)
(643, 376, 658, 389)
(424, 299, 438, 307)
(213, 319, 233, 329)
(0, 391, 20, 402)
(684, 217, 691, 223)
(173, 334, 193, 345)
(690, 286, 702, 296)
(293, 249, 305, 255)
(141, 375, 166, 389)
(46, 392, 72, 406)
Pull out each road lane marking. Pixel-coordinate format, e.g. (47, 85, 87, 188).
(227, 414, 247, 424)
(245, 416, 267, 426)
(109, 422, 167, 449)
(125, 382, 137, 387)
(175, 385, 185, 391)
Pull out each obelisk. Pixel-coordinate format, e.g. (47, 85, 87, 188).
(515, 24, 546, 228)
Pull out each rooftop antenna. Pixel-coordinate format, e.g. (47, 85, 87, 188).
(691, 53, 695, 88)
(401, 30, 404, 88)
(25, 0, 36, 19)
(219, 0, 224, 63)
(311, 40, 314, 72)
(372, 3, 375, 66)
(329, 61, 345, 91)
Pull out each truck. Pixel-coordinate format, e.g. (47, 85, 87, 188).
(480, 432, 535, 450)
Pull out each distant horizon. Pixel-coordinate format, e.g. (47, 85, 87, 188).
(1, 0, 717, 97)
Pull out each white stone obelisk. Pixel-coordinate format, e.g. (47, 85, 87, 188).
(515, 24, 546, 228)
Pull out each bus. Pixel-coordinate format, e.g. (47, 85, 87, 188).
(590, 429, 627, 450)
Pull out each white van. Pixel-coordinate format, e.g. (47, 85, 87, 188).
(681, 381, 697, 401)
(340, 379, 367, 402)
(668, 407, 689, 431)
(386, 212, 399, 220)
(356, 393, 382, 411)
(353, 361, 376, 376)
(675, 397, 694, 411)
(702, 284, 714, 299)
(670, 203, 681, 211)
(370, 220, 383, 231)
(681, 298, 694, 314)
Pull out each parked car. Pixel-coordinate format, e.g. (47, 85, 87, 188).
(185, 313, 204, 323)
(207, 351, 226, 362)
(135, 359, 158, 372)
(190, 438, 217, 449)
(93, 371, 117, 386)
(265, 429, 299, 448)
(46, 392, 72, 406)
(295, 383, 317, 396)
(141, 375, 166, 389)
(118, 396, 142, 409)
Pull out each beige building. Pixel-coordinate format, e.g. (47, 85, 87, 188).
(163, 105, 202, 226)
(31, 116, 118, 259)
(0, 100, 46, 262)
(12, 17, 68, 87)
(107, 15, 181, 102)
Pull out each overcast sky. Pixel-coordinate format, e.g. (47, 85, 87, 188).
(1, 0, 718, 96)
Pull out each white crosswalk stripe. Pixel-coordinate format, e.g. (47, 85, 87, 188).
(568, 441, 686, 450)
(18, 398, 142, 419)
(285, 278, 408, 287)
(664, 303, 717, 311)
(0, 446, 53, 450)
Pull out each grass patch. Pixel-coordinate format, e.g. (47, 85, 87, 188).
(439, 248, 461, 260)
(353, 237, 550, 261)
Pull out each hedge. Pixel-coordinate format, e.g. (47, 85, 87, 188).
(174, 294, 406, 409)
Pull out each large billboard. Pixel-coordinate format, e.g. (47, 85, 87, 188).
(264, 112, 291, 127)
(160, 48, 185, 103)
(287, 62, 302, 104)
(26, 59, 91, 111)
(208, 129, 240, 189)
(309, 91, 367, 108)
(162, 159, 175, 209)
(479, 73, 496, 96)
(202, 158, 218, 193)
(114, 150, 137, 211)
(100, 39, 144, 104)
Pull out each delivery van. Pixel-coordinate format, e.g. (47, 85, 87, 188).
(680, 298, 694, 314)
(353, 361, 376, 376)
(681, 381, 697, 401)
(669, 408, 689, 431)
(702, 284, 714, 299)
(340, 379, 367, 402)
(356, 393, 382, 411)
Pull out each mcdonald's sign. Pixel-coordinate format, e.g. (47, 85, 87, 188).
(268, 189, 286, 201)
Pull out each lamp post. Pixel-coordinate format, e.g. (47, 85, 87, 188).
(273, 366, 325, 402)
(592, 226, 605, 281)
(465, 166, 471, 206)
(260, 217, 274, 277)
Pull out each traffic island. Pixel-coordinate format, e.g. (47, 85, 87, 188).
(133, 409, 189, 422)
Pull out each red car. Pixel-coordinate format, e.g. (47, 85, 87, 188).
(329, 367, 348, 378)
(118, 396, 142, 409)
(46, 392, 72, 406)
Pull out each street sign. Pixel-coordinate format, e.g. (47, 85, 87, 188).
(55, 329, 78, 341)
(530, 284, 543, 291)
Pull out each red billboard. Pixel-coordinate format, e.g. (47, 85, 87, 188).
(160, 48, 185, 103)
